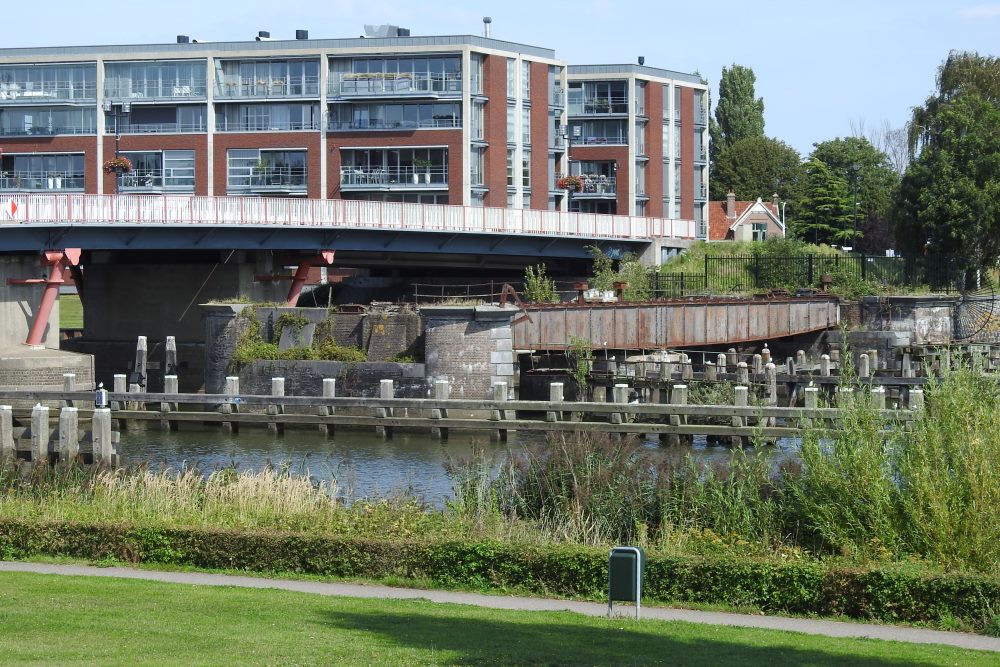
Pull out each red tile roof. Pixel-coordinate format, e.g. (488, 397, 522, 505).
(707, 198, 780, 241)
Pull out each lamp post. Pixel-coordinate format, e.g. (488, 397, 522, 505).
(850, 162, 860, 250)
(103, 100, 131, 193)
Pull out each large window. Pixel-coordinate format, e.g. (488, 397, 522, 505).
(340, 148, 448, 187)
(216, 59, 319, 98)
(227, 149, 307, 190)
(0, 63, 96, 102)
(568, 119, 628, 144)
(568, 81, 628, 115)
(119, 150, 195, 190)
(328, 102, 459, 130)
(330, 56, 461, 96)
(216, 104, 319, 132)
(105, 60, 206, 99)
(1, 106, 95, 136)
(0, 153, 84, 190)
(112, 105, 206, 134)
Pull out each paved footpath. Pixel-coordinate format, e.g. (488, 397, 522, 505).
(2, 561, 999, 653)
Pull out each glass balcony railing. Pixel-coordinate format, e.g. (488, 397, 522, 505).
(330, 73, 462, 98)
(214, 78, 320, 99)
(556, 173, 616, 196)
(0, 81, 97, 103)
(340, 166, 448, 188)
(568, 96, 629, 116)
(215, 119, 320, 133)
(115, 121, 207, 134)
(117, 169, 195, 191)
(328, 117, 460, 131)
(0, 124, 95, 136)
(549, 86, 565, 107)
(104, 82, 207, 100)
(0, 171, 84, 190)
(229, 168, 307, 190)
(575, 133, 628, 145)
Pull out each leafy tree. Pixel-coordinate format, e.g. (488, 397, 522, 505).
(795, 158, 854, 245)
(523, 263, 559, 303)
(894, 92, 1000, 272)
(807, 137, 899, 253)
(709, 135, 803, 208)
(710, 64, 766, 163)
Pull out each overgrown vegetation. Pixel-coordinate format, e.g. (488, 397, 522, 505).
(229, 307, 367, 367)
(587, 247, 653, 300)
(522, 263, 559, 303)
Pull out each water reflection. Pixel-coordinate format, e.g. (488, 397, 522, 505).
(118, 425, 803, 507)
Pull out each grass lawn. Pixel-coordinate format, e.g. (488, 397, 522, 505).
(0, 572, 994, 666)
(59, 293, 83, 329)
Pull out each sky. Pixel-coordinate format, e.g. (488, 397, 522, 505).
(3, 0, 998, 156)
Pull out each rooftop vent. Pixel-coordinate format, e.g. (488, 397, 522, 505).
(363, 24, 409, 38)
(176, 35, 189, 44)
(638, 56, 645, 66)
(256, 30, 273, 41)
(483, 16, 492, 38)
(295, 29, 308, 40)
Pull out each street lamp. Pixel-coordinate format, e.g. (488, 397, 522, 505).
(850, 162, 860, 250)
(102, 99, 131, 192)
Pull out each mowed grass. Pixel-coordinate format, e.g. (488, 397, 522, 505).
(0, 572, 994, 667)
(59, 293, 83, 329)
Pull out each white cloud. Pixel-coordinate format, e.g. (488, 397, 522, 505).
(960, 3, 1000, 18)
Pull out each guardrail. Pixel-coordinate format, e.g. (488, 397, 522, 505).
(0, 194, 697, 240)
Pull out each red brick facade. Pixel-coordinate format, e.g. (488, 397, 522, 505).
(645, 83, 665, 218)
(679, 86, 694, 220)
(529, 61, 550, 209)
(483, 55, 509, 207)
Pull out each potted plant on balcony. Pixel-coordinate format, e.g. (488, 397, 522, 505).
(413, 158, 433, 184)
(557, 174, 584, 193)
(252, 158, 270, 185)
(102, 156, 133, 176)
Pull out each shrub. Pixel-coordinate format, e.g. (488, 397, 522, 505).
(523, 263, 559, 303)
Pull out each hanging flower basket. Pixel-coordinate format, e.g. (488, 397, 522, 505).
(557, 175, 584, 192)
(103, 156, 133, 174)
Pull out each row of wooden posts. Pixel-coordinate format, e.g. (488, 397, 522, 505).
(0, 403, 117, 466)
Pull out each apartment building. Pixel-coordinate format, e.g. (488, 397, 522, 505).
(0, 29, 707, 233)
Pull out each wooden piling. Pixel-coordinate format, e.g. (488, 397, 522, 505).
(611, 384, 628, 426)
(134, 335, 148, 391)
(752, 354, 762, 375)
(726, 348, 738, 370)
(796, 350, 807, 367)
(165, 335, 178, 377)
(736, 361, 749, 385)
(112, 373, 126, 430)
(432, 380, 450, 440)
(267, 377, 285, 435)
(59, 407, 79, 464)
(546, 382, 563, 423)
(716, 353, 728, 373)
(92, 408, 113, 467)
(376, 379, 394, 438)
(161, 375, 179, 431)
(319, 378, 337, 437)
(820, 354, 831, 376)
(62, 373, 76, 408)
(761, 347, 771, 367)
(732, 386, 748, 447)
(491, 381, 510, 442)
(220, 376, 240, 434)
(859, 353, 871, 379)
(704, 361, 717, 382)
(0, 405, 13, 461)
(31, 405, 49, 464)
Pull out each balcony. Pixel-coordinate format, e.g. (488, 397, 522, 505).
(116, 121, 207, 134)
(216, 119, 320, 133)
(557, 173, 616, 198)
(104, 82, 207, 101)
(229, 167, 307, 194)
(0, 171, 84, 191)
(0, 81, 97, 104)
(340, 166, 448, 189)
(575, 133, 628, 145)
(0, 124, 95, 137)
(117, 169, 195, 192)
(330, 73, 462, 99)
(214, 78, 320, 99)
(328, 117, 461, 132)
(696, 184, 707, 200)
(568, 96, 629, 116)
(549, 86, 565, 107)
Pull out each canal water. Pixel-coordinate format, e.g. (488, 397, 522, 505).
(117, 426, 801, 507)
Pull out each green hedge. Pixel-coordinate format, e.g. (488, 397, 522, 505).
(2, 520, 998, 631)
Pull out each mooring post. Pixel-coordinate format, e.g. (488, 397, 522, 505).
(611, 383, 629, 426)
(732, 385, 748, 447)
(165, 335, 178, 379)
(376, 379, 394, 438)
(726, 348, 737, 370)
(761, 347, 771, 367)
(0, 405, 14, 461)
(112, 373, 126, 430)
(319, 378, 337, 437)
(134, 335, 148, 392)
(92, 408, 113, 467)
(432, 380, 450, 440)
(716, 353, 727, 375)
(803, 386, 819, 430)
(221, 376, 240, 434)
(796, 350, 807, 368)
(909, 388, 924, 411)
(901, 352, 912, 378)
(62, 373, 76, 408)
(872, 386, 886, 411)
(704, 361, 717, 382)
(31, 404, 49, 464)
(752, 354, 762, 375)
(736, 361, 749, 386)
(859, 353, 871, 379)
(58, 406, 79, 464)
(161, 375, 179, 431)
(681, 354, 693, 381)
(267, 377, 285, 435)
(546, 382, 563, 423)
(491, 381, 509, 442)
(820, 354, 831, 377)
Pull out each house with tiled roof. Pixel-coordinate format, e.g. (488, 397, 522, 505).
(707, 191, 784, 242)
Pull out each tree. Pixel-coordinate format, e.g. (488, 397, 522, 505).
(710, 64, 766, 163)
(795, 158, 854, 245)
(894, 92, 1000, 272)
(807, 136, 899, 253)
(709, 135, 803, 207)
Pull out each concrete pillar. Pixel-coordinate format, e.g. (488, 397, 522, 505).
(871, 386, 886, 410)
(546, 382, 563, 423)
(92, 408, 113, 466)
(859, 354, 871, 379)
(134, 335, 148, 391)
(376, 379, 394, 438)
(901, 353, 912, 378)
(761, 347, 771, 366)
(221, 376, 240, 434)
(732, 385, 748, 446)
(161, 375, 179, 431)
(31, 405, 49, 464)
(267, 377, 285, 435)
(804, 386, 819, 410)
(59, 407, 79, 464)
(319, 378, 337, 437)
(820, 354, 831, 376)
(165, 335, 178, 378)
(765, 363, 778, 412)
(0, 405, 13, 461)
(752, 354, 762, 375)
(736, 362, 749, 386)
(796, 350, 807, 367)
(611, 384, 629, 425)
(432, 380, 450, 440)
(716, 353, 727, 373)
(704, 361, 717, 382)
(868, 349, 879, 371)
(726, 348, 737, 370)
(62, 373, 76, 408)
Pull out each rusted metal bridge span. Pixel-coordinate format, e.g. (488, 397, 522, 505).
(513, 296, 840, 350)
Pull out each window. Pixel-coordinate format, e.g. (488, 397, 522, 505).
(506, 149, 514, 186)
(328, 102, 460, 131)
(521, 106, 531, 145)
(522, 150, 530, 188)
(1, 107, 96, 136)
(216, 59, 319, 97)
(521, 60, 530, 100)
(752, 222, 767, 242)
(227, 149, 306, 190)
(118, 150, 194, 190)
(0, 63, 96, 101)
(105, 60, 207, 99)
(216, 103, 319, 132)
(506, 58, 516, 98)
(0, 153, 85, 190)
(470, 54, 484, 95)
(471, 101, 485, 140)
(507, 104, 516, 145)
(635, 81, 646, 116)
(471, 148, 485, 186)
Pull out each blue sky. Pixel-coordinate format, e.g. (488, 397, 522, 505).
(6, 1, 999, 156)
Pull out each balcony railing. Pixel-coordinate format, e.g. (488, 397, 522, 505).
(555, 174, 617, 196)
(0, 171, 84, 191)
(214, 78, 320, 99)
(116, 121, 208, 134)
(328, 118, 461, 131)
(568, 96, 629, 116)
(576, 134, 628, 145)
(340, 166, 448, 188)
(229, 168, 307, 191)
(0, 125, 95, 137)
(0, 81, 97, 103)
(215, 120, 320, 133)
(104, 82, 207, 100)
(330, 73, 462, 98)
(117, 169, 195, 191)
(549, 86, 565, 107)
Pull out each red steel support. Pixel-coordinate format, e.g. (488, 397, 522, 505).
(6, 249, 82, 347)
(286, 250, 335, 306)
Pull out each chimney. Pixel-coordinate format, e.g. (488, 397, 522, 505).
(483, 16, 492, 38)
(176, 35, 190, 44)
(772, 192, 780, 212)
(727, 191, 737, 219)
(295, 29, 309, 40)
(638, 56, 645, 66)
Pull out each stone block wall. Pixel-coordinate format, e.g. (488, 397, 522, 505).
(422, 306, 516, 399)
(237, 360, 426, 399)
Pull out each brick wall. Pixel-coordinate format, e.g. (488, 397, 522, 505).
(483, 55, 509, 207)
(422, 307, 515, 399)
